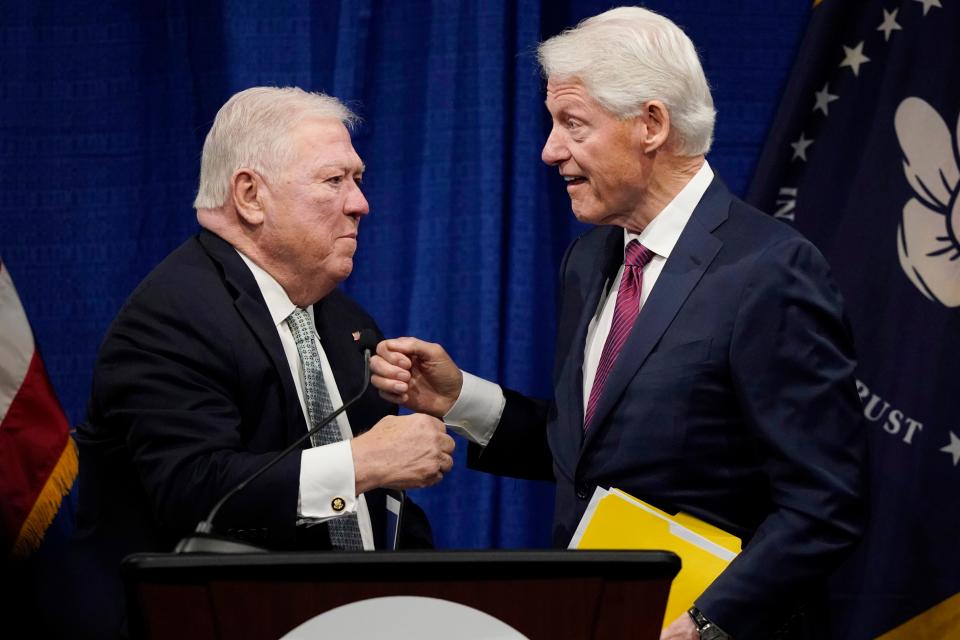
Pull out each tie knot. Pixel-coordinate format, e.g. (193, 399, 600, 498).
(287, 308, 314, 345)
(624, 240, 653, 269)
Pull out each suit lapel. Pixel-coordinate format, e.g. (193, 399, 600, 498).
(312, 292, 364, 406)
(581, 178, 730, 450)
(556, 227, 624, 444)
(197, 230, 308, 445)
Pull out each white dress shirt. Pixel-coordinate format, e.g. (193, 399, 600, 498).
(237, 252, 374, 550)
(446, 161, 715, 439)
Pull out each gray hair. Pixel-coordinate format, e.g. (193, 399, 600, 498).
(193, 87, 358, 209)
(537, 6, 715, 156)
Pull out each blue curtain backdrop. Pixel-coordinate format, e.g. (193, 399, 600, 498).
(0, 1, 809, 552)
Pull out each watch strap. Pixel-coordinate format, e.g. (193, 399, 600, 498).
(688, 606, 733, 640)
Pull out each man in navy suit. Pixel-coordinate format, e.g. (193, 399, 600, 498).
(370, 8, 866, 640)
(74, 87, 454, 638)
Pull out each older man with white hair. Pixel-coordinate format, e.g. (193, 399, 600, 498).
(371, 7, 866, 640)
(75, 87, 453, 639)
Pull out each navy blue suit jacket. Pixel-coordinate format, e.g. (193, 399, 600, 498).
(470, 178, 866, 639)
(74, 230, 431, 637)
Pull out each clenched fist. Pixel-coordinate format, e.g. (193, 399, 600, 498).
(370, 337, 463, 417)
(351, 413, 455, 494)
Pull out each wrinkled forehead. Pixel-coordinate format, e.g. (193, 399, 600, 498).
(544, 76, 607, 115)
(545, 76, 587, 99)
(285, 117, 365, 170)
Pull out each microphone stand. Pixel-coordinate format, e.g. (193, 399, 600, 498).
(175, 343, 373, 554)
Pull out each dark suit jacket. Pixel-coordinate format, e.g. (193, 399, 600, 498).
(470, 178, 866, 640)
(73, 230, 431, 637)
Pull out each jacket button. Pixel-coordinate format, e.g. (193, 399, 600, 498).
(576, 485, 589, 500)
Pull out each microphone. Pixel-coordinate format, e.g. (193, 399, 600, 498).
(175, 329, 381, 553)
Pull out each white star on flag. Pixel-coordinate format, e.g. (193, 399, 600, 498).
(813, 83, 839, 115)
(914, 0, 942, 16)
(941, 431, 960, 467)
(877, 9, 902, 41)
(840, 42, 871, 76)
(791, 133, 814, 161)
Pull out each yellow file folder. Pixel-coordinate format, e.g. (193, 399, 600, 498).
(568, 487, 742, 630)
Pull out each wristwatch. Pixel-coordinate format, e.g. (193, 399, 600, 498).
(687, 606, 733, 640)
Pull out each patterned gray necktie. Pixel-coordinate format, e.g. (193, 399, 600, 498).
(287, 308, 364, 550)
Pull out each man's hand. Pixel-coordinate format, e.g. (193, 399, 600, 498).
(660, 613, 698, 640)
(370, 337, 463, 418)
(351, 413, 455, 494)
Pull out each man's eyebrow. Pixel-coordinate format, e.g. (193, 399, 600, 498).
(312, 162, 366, 174)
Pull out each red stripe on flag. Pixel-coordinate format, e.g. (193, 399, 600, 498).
(0, 350, 71, 550)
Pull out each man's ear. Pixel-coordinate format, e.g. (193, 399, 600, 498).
(231, 168, 266, 226)
(638, 100, 671, 153)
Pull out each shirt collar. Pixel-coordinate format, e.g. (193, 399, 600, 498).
(236, 250, 310, 327)
(624, 160, 714, 259)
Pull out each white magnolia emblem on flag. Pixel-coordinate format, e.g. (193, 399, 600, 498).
(894, 97, 960, 307)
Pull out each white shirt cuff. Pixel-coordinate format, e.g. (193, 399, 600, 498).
(298, 440, 358, 520)
(443, 370, 505, 446)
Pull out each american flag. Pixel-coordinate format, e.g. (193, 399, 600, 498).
(0, 261, 76, 558)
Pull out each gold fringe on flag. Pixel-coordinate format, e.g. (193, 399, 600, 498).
(877, 592, 960, 640)
(10, 436, 78, 559)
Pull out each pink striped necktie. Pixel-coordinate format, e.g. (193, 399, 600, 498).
(584, 240, 654, 431)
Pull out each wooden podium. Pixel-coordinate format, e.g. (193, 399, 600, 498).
(123, 549, 679, 639)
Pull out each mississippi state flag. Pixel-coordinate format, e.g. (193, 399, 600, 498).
(0, 261, 76, 558)
(748, 0, 960, 636)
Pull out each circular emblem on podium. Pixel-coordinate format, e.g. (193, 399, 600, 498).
(280, 595, 528, 639)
